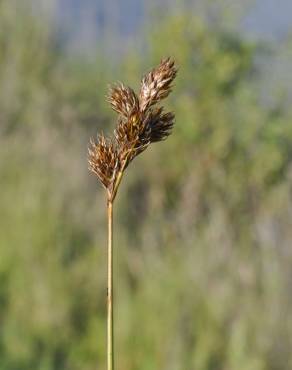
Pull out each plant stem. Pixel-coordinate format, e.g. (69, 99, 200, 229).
(107, 199, 114, 370)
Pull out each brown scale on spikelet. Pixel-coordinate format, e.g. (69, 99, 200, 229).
(88, 57, 177, 201)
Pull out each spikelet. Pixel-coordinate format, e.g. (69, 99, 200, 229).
(107, 83, 140, 119)
(114, 116, 151, 167)
(88, 57, 177, 200)
(139, 57, 178, 112)
(88, 135, 119, 190)
(145, 107, 175, 143)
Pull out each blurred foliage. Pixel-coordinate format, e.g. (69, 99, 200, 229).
(1, 2, 292, 370)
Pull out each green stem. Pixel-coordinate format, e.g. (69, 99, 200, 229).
(107, 199, 114, 370)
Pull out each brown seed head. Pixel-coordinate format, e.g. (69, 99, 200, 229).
(88, 57, 177, 200)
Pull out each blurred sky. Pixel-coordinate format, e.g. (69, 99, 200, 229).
(53, 0, 292, 55)
(244, 0, 292, 39)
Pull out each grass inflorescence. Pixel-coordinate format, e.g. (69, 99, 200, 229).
(88, 57, 177, 370)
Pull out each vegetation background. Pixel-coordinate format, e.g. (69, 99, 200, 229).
(1, 0, 292, 369)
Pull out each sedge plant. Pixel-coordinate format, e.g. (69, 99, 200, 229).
(88, 58, 177, 370)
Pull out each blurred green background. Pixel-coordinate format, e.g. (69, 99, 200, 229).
(1, 1, 292, 369)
